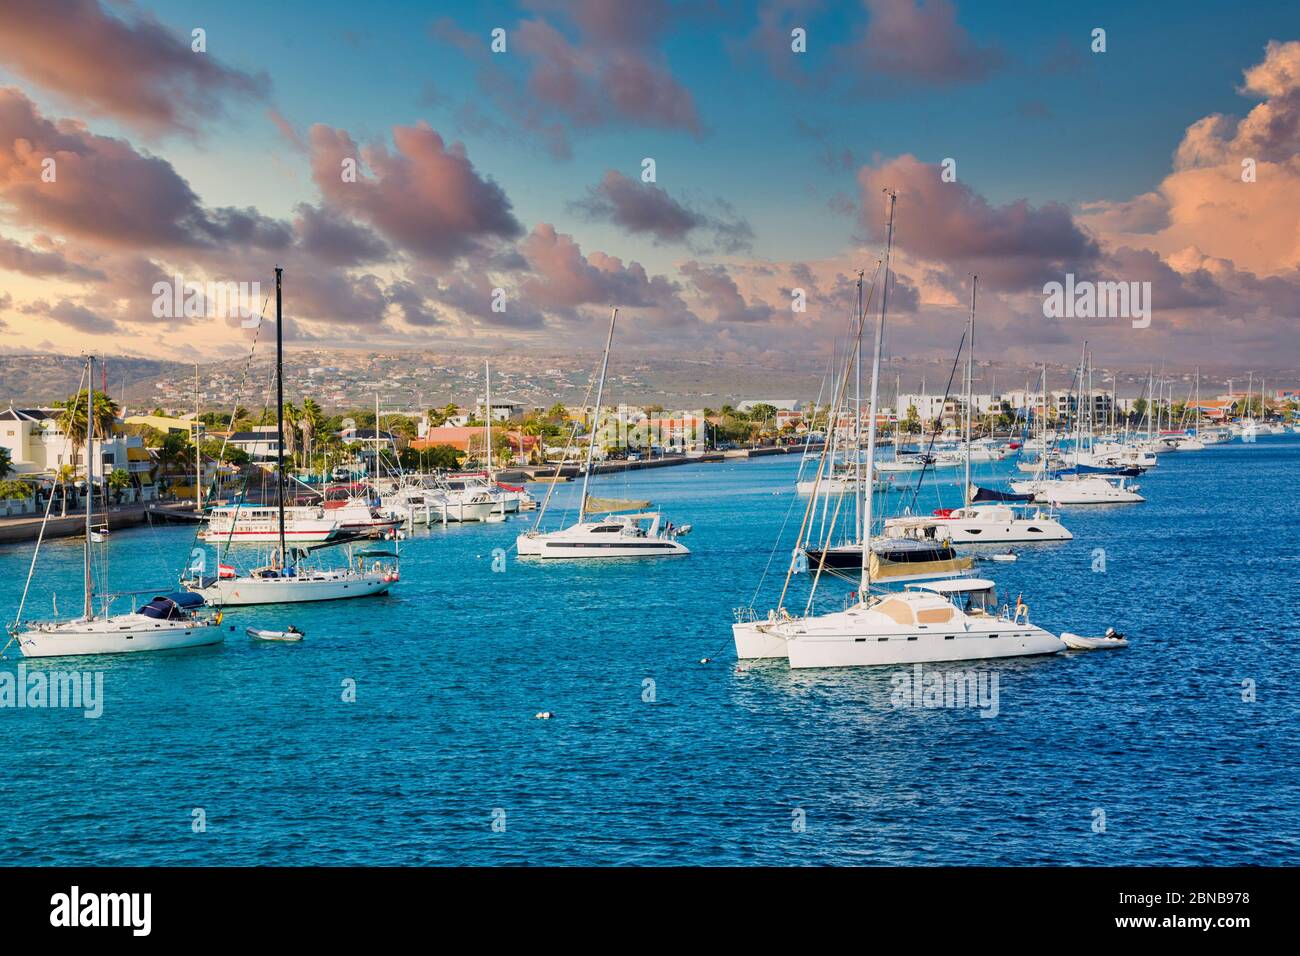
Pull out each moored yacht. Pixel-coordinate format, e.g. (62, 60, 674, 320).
(6, 355, 225, 658)
(516, 511, 689, 559)
(516, 306, 691, 562)
(735, 579, 1064, 668)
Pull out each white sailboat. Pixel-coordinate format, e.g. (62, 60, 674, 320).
(7, 356, 225, 658)
(187, 268, 400, 606)
(732, 193, 1065, 668)
(516, 307, 690, 560)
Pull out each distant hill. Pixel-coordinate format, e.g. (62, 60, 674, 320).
(0, 350, 1294, 415)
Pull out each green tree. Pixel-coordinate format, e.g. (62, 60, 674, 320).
(0, 478, 32, 501)
(0, 446, 11, 480)
(55, 388, 120, 449)
(55, 463, 76, 516)
(107, 468, 131, 504)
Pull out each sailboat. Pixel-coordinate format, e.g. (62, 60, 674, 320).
(7, 356, 225, 658)
(732, 190, 1066, 668)
(798, 267, 971, 580)
(516, 307, 690, 559)
(883, 277, 1072, 545)
(186, 268, 400, 605)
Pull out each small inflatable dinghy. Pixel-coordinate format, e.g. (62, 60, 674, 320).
(978, 551, 1017, 563)
(1061, 627, 1127, 650)
(247, 626, 304, 642)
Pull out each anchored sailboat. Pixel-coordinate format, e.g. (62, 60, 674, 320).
(6, 356, 225, 658)
(884, 276, 1072, 545)
(186, 268, 400, 605)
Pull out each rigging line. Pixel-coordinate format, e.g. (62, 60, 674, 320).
(902, 326, 966, 516)
(771, 262, 879, 614)
(3, 362, 92, 655)
(176, 291, 271, 583)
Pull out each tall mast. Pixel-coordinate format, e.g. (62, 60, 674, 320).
(963, 276, 977, 506)
(84, 354, 95, 619)
(861, 189, 896, 594)
(274, 266, 287, 565)
(854, 270, 864, 543)
(579, 307, 618, 524)
(484, 360, 492, 476)
(195, 363, 202, 511)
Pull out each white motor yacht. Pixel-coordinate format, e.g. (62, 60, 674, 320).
(1009, 475, 1145, 505)
(884, 502, 1072, 544)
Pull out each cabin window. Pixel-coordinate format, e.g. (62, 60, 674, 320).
(590, 525, 621, 533)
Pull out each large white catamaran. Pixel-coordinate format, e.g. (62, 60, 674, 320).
(732, 191, 1067, 669)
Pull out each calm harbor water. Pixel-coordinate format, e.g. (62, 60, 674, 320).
(1, 439, 1296, 865)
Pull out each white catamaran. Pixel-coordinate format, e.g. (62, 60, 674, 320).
(516, 307, 690, 560)
(732, 192, 1066, 668)
(7, 356, 225, 658)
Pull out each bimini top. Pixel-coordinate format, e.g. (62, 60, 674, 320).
(138, 591, 206, 618)
(904, 578, 996, 594)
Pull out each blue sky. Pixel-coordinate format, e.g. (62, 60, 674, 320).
(0, 1, 1297, 365)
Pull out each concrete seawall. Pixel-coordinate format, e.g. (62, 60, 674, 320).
(0, 502, 200, 546)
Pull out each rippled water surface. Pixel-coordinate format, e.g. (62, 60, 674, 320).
(2, 438, 1297, 865)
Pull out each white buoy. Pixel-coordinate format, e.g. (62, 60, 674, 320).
(535, 711, 555, 719)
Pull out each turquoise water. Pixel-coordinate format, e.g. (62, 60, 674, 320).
(1, 439, 1296, 865)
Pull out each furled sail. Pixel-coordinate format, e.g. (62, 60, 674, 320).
(583, 495, 652, 514)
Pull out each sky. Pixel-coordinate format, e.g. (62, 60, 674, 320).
(0, 0, 1297, 370)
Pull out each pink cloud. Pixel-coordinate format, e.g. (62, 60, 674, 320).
(309, 122, 522, 263)
(0, 0, 268, 134)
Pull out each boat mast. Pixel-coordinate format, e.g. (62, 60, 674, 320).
(84, 354, 94, 620)
(861, 189, 896, 595)
(578, 307, 618, 524)
(484, 360, 492, 477)
(274, 266, 287, 565)
(195, 363, 202, 511)
(854, 270, 864, 544)
(963, 276, 977, 507)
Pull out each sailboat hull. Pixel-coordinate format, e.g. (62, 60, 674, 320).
(733, 621, 791, 659)
(193, 572, 393, 605)
(787, 622, 1064, 669)
(16, 619, 225, 658)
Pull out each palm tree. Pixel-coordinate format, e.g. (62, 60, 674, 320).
(282, 401, 300, 465)
(0, 446, 12, 480)
(55, 463, 75, 517)
(55, 388, 119, 450)
(107, 468, 131, 504)
(299, 397, 324, 465)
